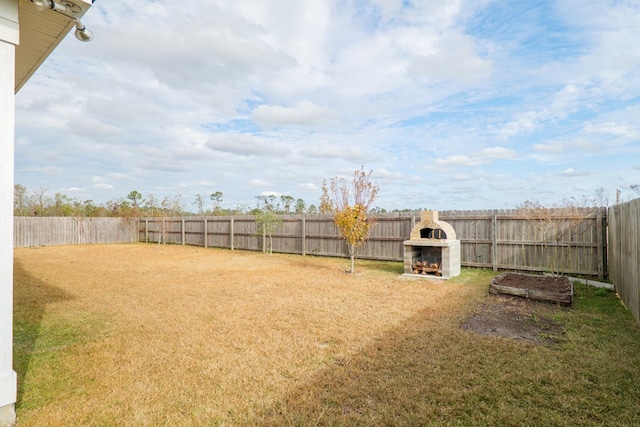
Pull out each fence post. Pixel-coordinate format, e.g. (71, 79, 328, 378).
(230, 218, 234, 250)
(596, 213, 604, 279)
(302, 217, 306, 256)
(182, 218, 185, 245)
(145, 219, 148, 243)
(204, 218, 208, 248)
(492, 214, 498, 271)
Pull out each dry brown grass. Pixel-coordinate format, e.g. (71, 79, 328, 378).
(14, 244, 640, 426)
(14, 244, 484, 426)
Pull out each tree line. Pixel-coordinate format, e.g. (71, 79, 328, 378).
(13, 185, 324, 218)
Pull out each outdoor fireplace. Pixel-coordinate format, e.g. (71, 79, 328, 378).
(403, 211, 461, 279)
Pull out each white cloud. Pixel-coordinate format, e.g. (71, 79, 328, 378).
(374, 168, 406, 181)
(531, 141, 564, 153)
(499, 111, 539, 138)
(482, 146, 516, 159)
(437, 146, 516, 166)
(558, 168, 591, 178)
(583, 121, 639, 140)
(94, 183, 114, 190)
(532, 139, 599, 153)
(302, 144, 374, 161)
(437, 155, 482, 167)
(297, 183, 318, 191)
(452, 174, 471, 181)
(21, 166, 63, 176)
(206, 134, 290, 157)
(406, 33, 492, 84)
(252, 101, 338, 128)
(249, 179, 271, 188)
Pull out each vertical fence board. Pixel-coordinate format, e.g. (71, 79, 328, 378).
(609, 199, 640, 322)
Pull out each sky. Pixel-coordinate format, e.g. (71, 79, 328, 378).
(14, 0, 640, 212)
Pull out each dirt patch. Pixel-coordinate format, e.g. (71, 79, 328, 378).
(461, 293, 568, 346)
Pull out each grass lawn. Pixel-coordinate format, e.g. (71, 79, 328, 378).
(13, 244, 640, 426)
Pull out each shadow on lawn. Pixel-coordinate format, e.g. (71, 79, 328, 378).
(256, 304, 500, 425)
(255, 287, 640, 426)
(13, 260, 74, 408)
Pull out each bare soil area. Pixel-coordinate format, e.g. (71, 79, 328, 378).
(461, 278, 568, 346)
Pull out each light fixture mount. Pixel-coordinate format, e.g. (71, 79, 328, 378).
(31, 0, 93, 42)
(58, 1, 82, 15)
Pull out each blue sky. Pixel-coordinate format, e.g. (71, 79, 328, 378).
(14, 0, 640, 211)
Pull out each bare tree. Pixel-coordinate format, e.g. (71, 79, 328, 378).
(193, 194, 205, 215)
(516, 195, 602, 275)
(14, 184, 27, 216)
(211, 191, 223, 214)
(30, 187, 51, 216)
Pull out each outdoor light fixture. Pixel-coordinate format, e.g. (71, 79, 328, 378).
(31, 0, 94, 42)
(73, 18, 94, 42)
(32, 0, 67, 12)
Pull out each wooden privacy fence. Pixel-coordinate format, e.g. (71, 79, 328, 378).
(140, 209, 608, 278)
(608, 198, 640, 322)
(14, 217, 139, 247)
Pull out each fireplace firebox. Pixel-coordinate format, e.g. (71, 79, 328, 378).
(403, 211, 461, 279)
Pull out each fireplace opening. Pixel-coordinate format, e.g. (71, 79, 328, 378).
(415, 247, 441, 265)
(420, 228, 447, 239)
(411, 247, 443, 276)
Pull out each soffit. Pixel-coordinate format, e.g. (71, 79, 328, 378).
(15, 0, 93, 92)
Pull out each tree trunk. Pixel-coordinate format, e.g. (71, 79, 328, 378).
(349, 244, 355, 273)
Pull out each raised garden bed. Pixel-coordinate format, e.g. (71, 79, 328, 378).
(489, 272, 573, 305)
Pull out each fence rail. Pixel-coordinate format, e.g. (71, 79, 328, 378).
(609, 199, 640, 322)
(139, 209, 608, 278)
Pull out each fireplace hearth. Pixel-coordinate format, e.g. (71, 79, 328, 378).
(403, 211, 461, 279)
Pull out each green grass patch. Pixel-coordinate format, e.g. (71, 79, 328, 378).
(356, 259, 404, 275)
(14, 312, 109, 411)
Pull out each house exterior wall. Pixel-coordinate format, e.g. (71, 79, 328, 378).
(0, 1, 18, 425)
